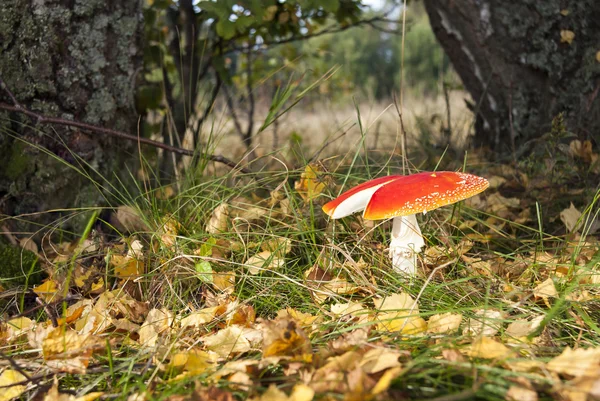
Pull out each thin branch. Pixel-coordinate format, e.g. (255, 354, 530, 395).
(0, 351, 31, 380)
(227, 15, 401, 53)
(0, 76, 251, 174)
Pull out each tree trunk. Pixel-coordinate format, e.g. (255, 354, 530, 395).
(423, 0, 600, 154)
(0, 0, 143, 235)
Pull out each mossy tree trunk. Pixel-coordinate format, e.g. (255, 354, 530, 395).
(0, 0, 143, 234)
(423, 0, 600, 154)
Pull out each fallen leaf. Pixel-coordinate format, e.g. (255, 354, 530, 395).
(202, 325, 252, 358)
(168, 349, 217, 377)
(547, 347, 600, 377)
(359, 348, 402, 374)
(112, 254, 144, 280)
(295, 163, 327, 202)
(245, 250, 285, 275)
(505, 315, 544, 341)
(330, 301, 370, 322)
(427, 313, 463, 334)
(158, 215, 180, 248)
(206, 204, 229, 234)
(505, 385, 538, 401)
(33, 279, 60, 303)
(212, 271, 236, 294)
(138, 308, 173, 348)
(373, 293, 427, 335)
(464, 309, 504, 337)
(262, 318, 312, 361)
(111, 206, 149, 233)
(0, 369, 27, 401)
(468, 337, 514, 359)
(42, 327, 103, 373)
(533, 277, 557, 307)
(441, 349, 465, 363)
(193, 386, 235, 401)
(560, 203, 583, 233)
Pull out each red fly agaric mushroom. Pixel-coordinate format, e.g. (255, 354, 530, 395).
(322, 171, 489, 275)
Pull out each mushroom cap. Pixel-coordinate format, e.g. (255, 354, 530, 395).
(322, 171, 489, 220)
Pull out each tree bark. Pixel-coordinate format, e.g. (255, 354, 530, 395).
(423, 0, 600, 154)
(0, 0, 143, 234)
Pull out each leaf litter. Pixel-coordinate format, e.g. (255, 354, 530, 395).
(1, 158, 600, 401)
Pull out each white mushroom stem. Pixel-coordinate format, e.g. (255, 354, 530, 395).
(389, 214, 425, 275)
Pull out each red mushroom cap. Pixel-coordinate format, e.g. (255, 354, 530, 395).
(323, 171, 489, 220)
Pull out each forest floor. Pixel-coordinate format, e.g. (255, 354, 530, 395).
(1, 97, 600, 401)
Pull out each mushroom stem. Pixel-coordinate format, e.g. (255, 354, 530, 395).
(389, 214, 425, 275)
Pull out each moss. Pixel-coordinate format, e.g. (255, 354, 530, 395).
(0, 141, 34, 181)
(0, 244, 42, 289)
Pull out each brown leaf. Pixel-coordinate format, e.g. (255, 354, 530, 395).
(193, 386, 235, 401)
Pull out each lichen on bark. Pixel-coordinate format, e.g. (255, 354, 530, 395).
(424, 0, 600, 153)
(0, 0, 143, 236)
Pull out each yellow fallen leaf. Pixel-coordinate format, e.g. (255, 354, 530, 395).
(5, 317, 34, 342)
(371, 366, 402, 395)
(168, 349, 216, 376)
(427, 313, 463, 334)
(330, 301, 370, 322)
(73, 266, 105, 294)
(33, 279, 60, 303)
(505, 315, 544, 341)
(180, 306, 223, 328)
(463, 309, 504, 337)
(0, 369, 27, 401)
(262, 318, 312, 360)
(138, 308, 173, 348)
(468, 336, 514, 359)
(206, 203, 229, 234)
(533, 277, 557, 307)
(547, 347, 600, 377)
(597, 51, 600, 63)
(359, 348, 402, 374)
(288, 384, 314, 401)
(158, 215, 180, 248)
(505, 385, 538, 401)
(212, 271, 236, 294)
(202, 325, 252, 358)
(42, 327, 103, 373)
(374, 293, 427, 335)
(560, 29, 575, 44)
(245, 250, 285, 275)
(112, 254, 144, 280)
(295, 163, 327, 202)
